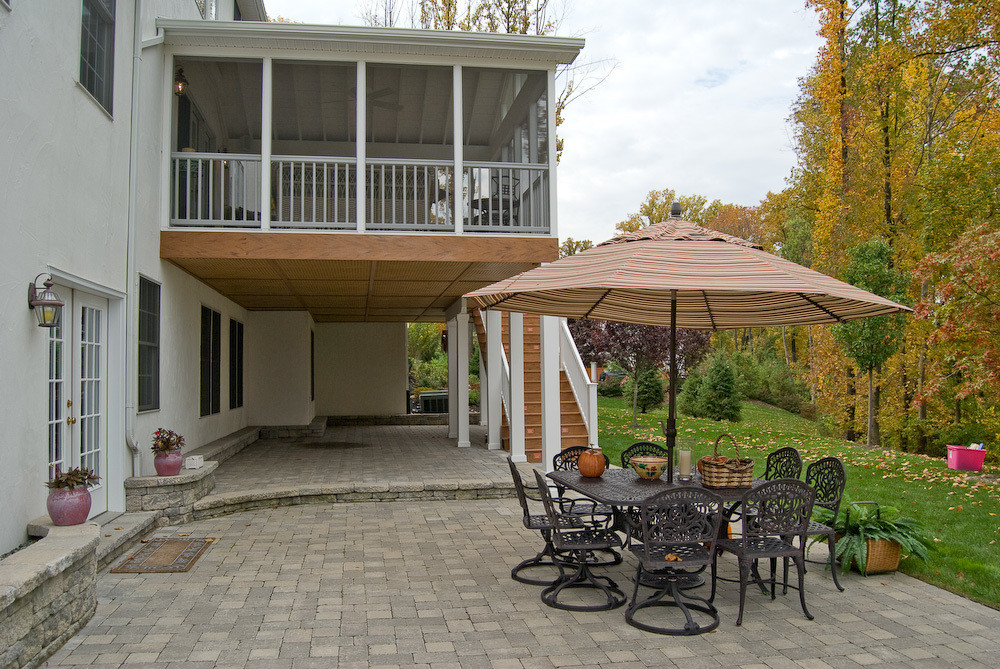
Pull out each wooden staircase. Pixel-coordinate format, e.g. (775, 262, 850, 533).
(472, 311, 590, 464)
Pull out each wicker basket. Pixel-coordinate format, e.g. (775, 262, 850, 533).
(700, 434, 755, 489)
(860, 538, 902, 574)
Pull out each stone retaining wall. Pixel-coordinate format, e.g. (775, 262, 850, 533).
(124, 462, 219, 525)
(0, 521, 99, 669)
(193, 479, 515, 520)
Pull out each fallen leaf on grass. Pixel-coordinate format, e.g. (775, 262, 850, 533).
(956, 572, 965, 579)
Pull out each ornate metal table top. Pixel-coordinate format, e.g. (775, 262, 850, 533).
(548, 468, 762, 506)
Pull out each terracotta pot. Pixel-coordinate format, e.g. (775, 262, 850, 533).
(154, 449, 184, 476)
(578, 448, 606, 478)
(46, 487, 92, 526)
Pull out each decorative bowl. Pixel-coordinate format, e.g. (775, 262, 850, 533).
(631, 456, 670, 480)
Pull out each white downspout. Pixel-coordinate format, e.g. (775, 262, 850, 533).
(124, 0, 147, 476)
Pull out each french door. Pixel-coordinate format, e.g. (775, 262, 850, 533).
(47, 288, 109, 517)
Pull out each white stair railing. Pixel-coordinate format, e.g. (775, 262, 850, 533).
(559, 318, 598, 446)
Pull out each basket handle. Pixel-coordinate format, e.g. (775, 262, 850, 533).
(714, 433, 741, 460)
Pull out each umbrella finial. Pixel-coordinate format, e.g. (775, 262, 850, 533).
(670, 202, 682, 218)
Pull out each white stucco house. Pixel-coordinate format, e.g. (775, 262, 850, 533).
(0, 0, 596, 556)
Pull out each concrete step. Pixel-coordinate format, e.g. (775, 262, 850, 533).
(94, 511, 160, 571)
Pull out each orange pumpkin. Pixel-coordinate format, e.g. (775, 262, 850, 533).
(578, 448, 607, 478)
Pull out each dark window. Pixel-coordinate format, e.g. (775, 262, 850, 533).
(80, 0, 116, 113)
(310, 330, 315, 401)
(200, 306, 221, 416)
(229, 319, 244, 409)
(137, 277, 160, 411)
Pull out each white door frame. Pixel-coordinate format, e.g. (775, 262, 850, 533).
(49, 270, 126, 516)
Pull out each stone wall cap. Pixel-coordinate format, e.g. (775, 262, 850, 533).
(1, 520, 99, 608)
(125, 460, 218, 487)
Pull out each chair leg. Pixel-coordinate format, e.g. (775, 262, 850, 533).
(709, 558, 717, 603)
(540, 550, 626, 612)
(511, 536, 566, 586)
(769, 557, 777, 600)
(736, 560, 749, 626)
(795, 555, 814, 620)
(827, 533, 845, 591)
(782, 556, 790, 595)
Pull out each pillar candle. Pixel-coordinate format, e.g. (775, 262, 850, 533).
(678, 449, 692, 477)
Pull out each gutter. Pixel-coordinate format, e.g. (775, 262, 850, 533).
(124, 0, 147, 475)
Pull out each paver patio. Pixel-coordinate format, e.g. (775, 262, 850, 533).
(44, 425, 1000, 668)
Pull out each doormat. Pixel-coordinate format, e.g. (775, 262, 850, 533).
(110, 537, 213, 573)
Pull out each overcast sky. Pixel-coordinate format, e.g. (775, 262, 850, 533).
(261, 1, 822, 243)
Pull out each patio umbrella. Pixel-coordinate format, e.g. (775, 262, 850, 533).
(465, 208, 911, 480)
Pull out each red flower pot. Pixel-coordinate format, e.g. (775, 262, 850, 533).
(46, 487, 92, 526)
(154, 449, 184, 476)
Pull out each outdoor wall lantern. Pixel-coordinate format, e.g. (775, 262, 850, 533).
(27, 274, 64, 328)
(173, 68, 189, 97)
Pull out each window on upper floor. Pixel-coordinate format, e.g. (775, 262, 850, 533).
(138, 277, 161, 412)
(80, 0, 116, 114)
(200, 306, 221, 417)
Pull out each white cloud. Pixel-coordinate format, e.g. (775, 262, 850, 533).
(261, 0, 822, 243)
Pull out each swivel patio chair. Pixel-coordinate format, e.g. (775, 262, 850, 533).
(533, 470, 626, 612)
(625, 487, 724, 635)
(620, 441, 670, 469)
(507, 458, 571, 586)
(550, 445, 620, 564)
(764, 446, 803, 480)
(715, 478, 816, 626)
(794, 456, 847, 592)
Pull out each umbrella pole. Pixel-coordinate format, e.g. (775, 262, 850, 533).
(665, 291, 677, 483)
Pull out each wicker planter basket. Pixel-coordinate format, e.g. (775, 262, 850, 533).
(700, 434, 755, 489)
(858, 538, 902, 574)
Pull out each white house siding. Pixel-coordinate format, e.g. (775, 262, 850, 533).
(0, 1, 136, 553)
(315, 323, 408, 416)
(246, 311, 316, 426)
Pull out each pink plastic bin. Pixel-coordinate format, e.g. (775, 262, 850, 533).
(947, 445, 986, 472)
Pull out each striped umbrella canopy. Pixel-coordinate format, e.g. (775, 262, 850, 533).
(465, 215, 910, 476)
(465, 218, 909, 327)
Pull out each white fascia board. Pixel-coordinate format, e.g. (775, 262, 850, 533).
(156, 19, 584, 66)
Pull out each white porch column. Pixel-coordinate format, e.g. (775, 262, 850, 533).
(486, 310, 503, 450)
(456, 312, 471, 448)
(591, 361, 599, 383)
(478, 336, 487, 427)
(260, 57, 272, 230)
(509, 312, 526, 462)
(547, 68, 558, 239)
(447, 316, 457, 439)
(540, 315, 562, 468)
(356, 61, 366, 231)
(453, 65, 463, 234)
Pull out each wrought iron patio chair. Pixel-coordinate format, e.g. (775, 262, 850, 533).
(507, 458, 571, 586)
(764, 446, 803, 480)
(550, 445, 620, 562)
(620, 441, 670, 469)
(793, 456, 847, 592)
(533, 469, 626, 612)
(625, 488, 724, 635)
(716, 478, 816, 626)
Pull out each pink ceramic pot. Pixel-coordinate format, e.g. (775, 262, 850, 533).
(154, 449, 184, 476)
(46, 487, 92, 526)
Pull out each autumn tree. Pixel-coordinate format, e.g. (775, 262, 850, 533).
(558, 237, 593, 258)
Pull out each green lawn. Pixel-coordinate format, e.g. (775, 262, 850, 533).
(598, 397, 1000, 609)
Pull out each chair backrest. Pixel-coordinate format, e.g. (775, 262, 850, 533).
(805, 456, 847, 515)
(533, 469, 562, 528)
(507, 457, 533, 524)
(620, 441, 669, 468)
(638, 488, 723, 561)
(740, 479, 815, 540)
(764, 446, 803, 480)
(552, 445, 608, 472)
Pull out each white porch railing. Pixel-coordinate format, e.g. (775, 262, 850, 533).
(560, 319, 598, 447)
(463, 162, 549, 233)
(272, 156, 357, 229)
(169, 153, 551, 234)
(170, 152, 262, 227)
(365, 159, 455, 231)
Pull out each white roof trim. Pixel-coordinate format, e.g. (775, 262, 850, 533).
(157, 20, 584, 65)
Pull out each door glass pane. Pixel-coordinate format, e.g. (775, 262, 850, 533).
(79, 306, 102, 479)
(48, 323, 65, 479)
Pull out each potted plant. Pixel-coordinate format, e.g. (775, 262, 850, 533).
(152, 428, 185, 476)
(46, 467, 100, 526)
(817, 500, 931, 575)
